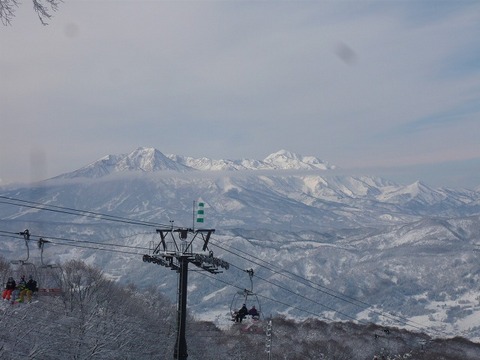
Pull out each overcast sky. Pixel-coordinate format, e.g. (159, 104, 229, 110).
(1, 1, 480, 188)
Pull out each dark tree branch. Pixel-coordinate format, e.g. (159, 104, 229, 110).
(1, 0, 62, 25)
(32, 0, 61, 26)
(0, 0, 19, 26)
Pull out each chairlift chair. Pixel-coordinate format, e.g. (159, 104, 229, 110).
(36, 238, 62, 296)
(9, 230, 38, 283)
(3, 230, 38, 303)
(229, 269, 264, 334)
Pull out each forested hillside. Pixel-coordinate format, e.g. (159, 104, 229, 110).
(1, 258, 479, 360)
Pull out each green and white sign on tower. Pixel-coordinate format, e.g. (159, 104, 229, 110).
(196, 202, 204, 223)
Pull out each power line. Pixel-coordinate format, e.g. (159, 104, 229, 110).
(0, 229, 149, 256)
(210, 239, 433, 335)
(1, 226, 446, 338)
(2, 226, 446, 337)
(3, 227, 355, 326)
(0, 196, 450, 337)
(199, 270, 335, 322)
(0, 195, 173, 229)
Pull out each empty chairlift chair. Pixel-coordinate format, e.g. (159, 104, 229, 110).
(36, 238, 62, 296)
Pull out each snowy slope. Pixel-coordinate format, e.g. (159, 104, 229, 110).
(1, 147, 480, 341)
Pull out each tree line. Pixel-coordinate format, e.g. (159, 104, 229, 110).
(1, 256, 479, 359)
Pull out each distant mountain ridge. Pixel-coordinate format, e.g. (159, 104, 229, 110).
(48, 147, 480, 227)
(56, 147, 335, 179)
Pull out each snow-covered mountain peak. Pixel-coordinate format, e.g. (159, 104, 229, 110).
(116, 147, 188, 172)
(265, 149, 299, 160)
(55, 147, 192, 179)
(263, 149, 335, 170)
(376, 179, 452, 205)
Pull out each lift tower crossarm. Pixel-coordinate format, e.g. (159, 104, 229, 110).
(154, 228, 215, 255)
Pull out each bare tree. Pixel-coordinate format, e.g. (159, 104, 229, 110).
(0, 255, 12, 287)
(0, 0, 62, 26)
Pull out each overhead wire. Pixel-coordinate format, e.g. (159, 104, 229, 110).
(199, 270, 335, 322)
(209, 239, 432, 334)
(201, 242, 450, 337)
(218, 254, 363, 323)
(0, 229, 150, 256)
(0, 196, 448, 338)
(3, 227, 358, 327)
(3, 226, 362, 324)
(2, 225, 449, 338)
(0, 195, 173, 229)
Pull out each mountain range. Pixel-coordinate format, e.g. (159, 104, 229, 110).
(1, 147, 480, 342)
(57, 148, 335, 179)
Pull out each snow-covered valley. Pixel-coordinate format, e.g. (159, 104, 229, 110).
(1, 147, 480, 344)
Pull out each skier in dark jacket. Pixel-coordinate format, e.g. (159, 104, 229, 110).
(235, 304, 249, 323)
(2, 277, 16, 301)
(248, 305, 259, 319)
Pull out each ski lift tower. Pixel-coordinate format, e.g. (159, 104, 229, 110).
(143, 226, 229, 360)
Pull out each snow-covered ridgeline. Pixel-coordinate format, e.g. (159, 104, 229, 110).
(56, 147, 335, 179)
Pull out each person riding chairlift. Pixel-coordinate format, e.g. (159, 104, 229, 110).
(235, 304, 249, 323)
(248, 305, 259, 319)
(2, 277, 16, 301)
(19, 275, 38, 303)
